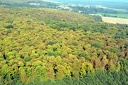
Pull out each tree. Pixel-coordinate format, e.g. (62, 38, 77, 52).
(19, 67, 28, 83)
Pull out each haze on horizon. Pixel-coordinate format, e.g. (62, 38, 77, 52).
(48, 0, 128, 10)
(49, 0, 128, 2)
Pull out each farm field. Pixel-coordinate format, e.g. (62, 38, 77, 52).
(105, 14, 128, 18)
(102, 16, 128, 24)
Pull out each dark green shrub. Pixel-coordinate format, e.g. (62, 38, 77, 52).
(79, 52, 89, 59)
(6, 19, 13, 23)
(108, 48, 118, 53)
(115, 30, 126, 39)
(47, 41, 55, 45)
(93, 15, 102, 22)
(92, 43, 102, 49)
(124, 43, 128, 48)
(5, 25, 14, 29)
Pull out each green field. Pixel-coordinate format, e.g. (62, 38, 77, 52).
(100, 13, 128, 18)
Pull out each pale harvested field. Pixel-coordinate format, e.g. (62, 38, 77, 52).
(102, 17, 128, 24)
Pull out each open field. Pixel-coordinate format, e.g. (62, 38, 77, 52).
(102, 16, 128, 24)
(106, 14, 128, 18)
(98, 13, 128, 18)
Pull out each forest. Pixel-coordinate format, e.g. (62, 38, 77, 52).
(0, 6, 128, 85)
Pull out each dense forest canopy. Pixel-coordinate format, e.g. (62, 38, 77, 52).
(0, 0, 128, 85)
